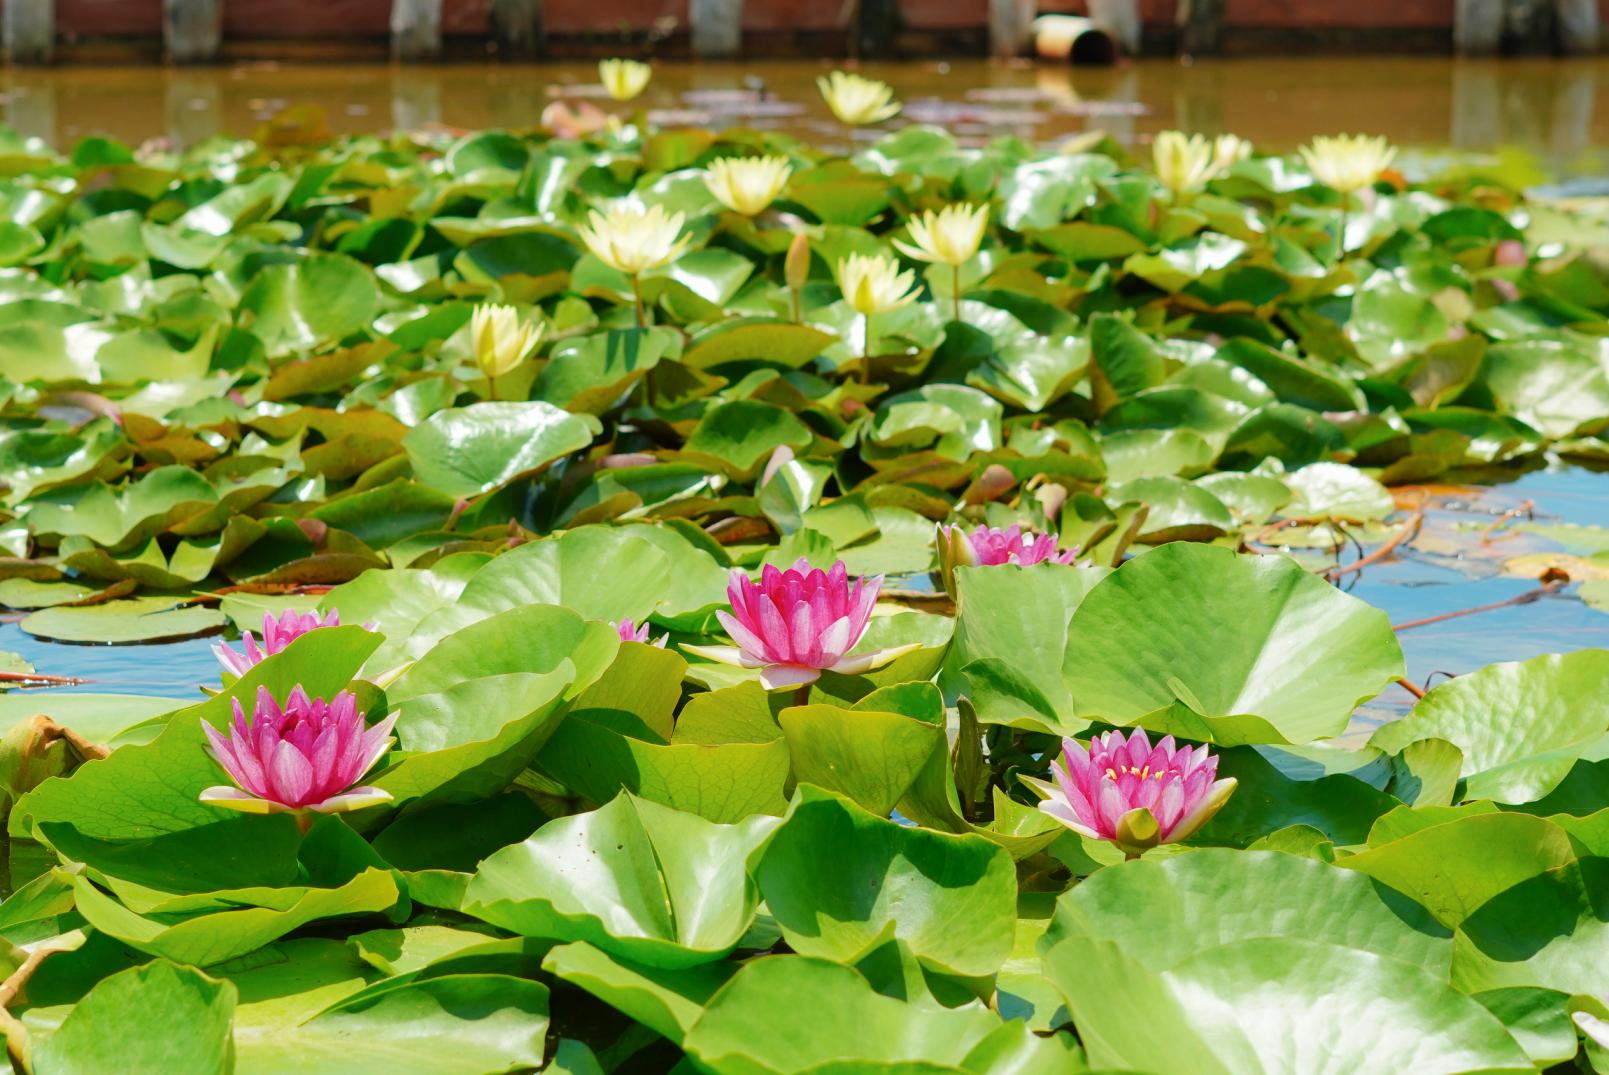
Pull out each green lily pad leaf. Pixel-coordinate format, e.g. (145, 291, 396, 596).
(1043, 934, 1531, 1075)
(682, 400, 815, 480)
(778, 703, 946, 818)
(682, 320, 836, 370)
(682, 955, 1004, 1075)
(67, 865, 400, 966)
(1281, 461, 1395, 520)
(238, 252, 381, 357)
(948, 562, 1109, 730)
(1065, 543, 1403, 744)
(1369, 650, 1609, 805)
(1339, 811, 1576, 928)
(756, 786, 1016, 977)
(20, 597, 229, 645)
(536, 327, 676, 415)
(1453, 856, 1609, 998)
(234, 973, 550, 1075)
(33, 960, 236, 1075)
(464, 792, 780, 968)
(542, 940, 737, 1043)
(1110, 476, 1235, 542)
(374, 669, 575, 809)
(402, 401, 600, 497)
(538, 714, 793, 823)
(1042, 849, 1452, 973)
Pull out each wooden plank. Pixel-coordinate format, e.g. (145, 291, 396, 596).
(165, 0, 222, 61)
(392, 0, 443, 57)
(4, 0, 55, 62)
(691, 0, 741, 54)
(1452, 0, 1502, 50)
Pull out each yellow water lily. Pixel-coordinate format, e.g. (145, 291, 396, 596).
(837, 252, 919, 317)
(705, 155, 792, 216)
(892, 203, 988, 267)
(893, 203, 988, 321)
(1151, 130, 1216, 195)
(469, 304, 543, 394)
(576, 203, 690, 325)
(577, 203, 689, 276)
(1300, 133, 1396, 194)
(837, 252, 919, 375)
(817, 71, 901, 126)
(1211, 134, 1252, 175)
(598, 58, 652, 102)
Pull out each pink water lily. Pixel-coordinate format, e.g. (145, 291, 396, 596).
(214, 609, 345, 677)
(200, 685, 396, 822)
(936, 523, 1079, 596)
(613, 619, 667, 647)
(1024, 729, 1237, 855)
(682, 559, 918, 691)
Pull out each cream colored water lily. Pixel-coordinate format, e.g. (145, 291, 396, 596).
(837, 252, 919, 317)
(893, 203, 988, 321)
(817, 71, 901, 126)
(1151, 130, 1216, 195)
(598, 58, 652, 102)
(893, 203, 988, 267)
(705, 155, 792, 216)
(1300, 133, 1396, 194)
(577, 203, 690, 326)
(469, 303, 542, 395)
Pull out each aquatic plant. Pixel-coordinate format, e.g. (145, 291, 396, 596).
(200, 685, 396, 822)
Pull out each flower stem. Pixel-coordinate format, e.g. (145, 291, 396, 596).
(790, 284, 802, 324)
(486, 374, 497, 402)
(792, 683, 811, 708)
(1337, 198, 1349, 260)
(295, 811, 314, 836)
(861, 312, 872, 384)
(952, 263, 962, 324)
(630, 273, 647, 329)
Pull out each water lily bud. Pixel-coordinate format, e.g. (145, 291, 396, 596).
(785, 230, 812, 292)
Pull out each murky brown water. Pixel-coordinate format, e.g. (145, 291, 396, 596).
(5, 56, 1607, 171)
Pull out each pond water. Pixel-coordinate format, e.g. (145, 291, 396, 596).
(3, 54, 1607, 710)
(5, 56, 1609, 175)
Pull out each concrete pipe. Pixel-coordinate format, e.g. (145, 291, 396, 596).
(1032, 14, 1119, 64)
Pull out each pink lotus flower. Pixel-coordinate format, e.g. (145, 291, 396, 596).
(200, 685, 396, 821)
(613, 619, 667, 647)
(214, 609, 345, 677)
(936, 523, 1080, 597)
(1025, 729, 1236, 855)
(682, 559, 918, 691)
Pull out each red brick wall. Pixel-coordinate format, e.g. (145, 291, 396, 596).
(223, 0, 390, 38)
(57, 0, 161, 37)
(545, 0, 688, 33)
